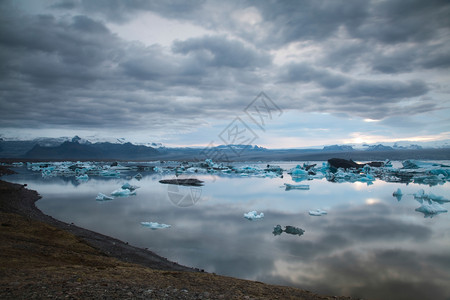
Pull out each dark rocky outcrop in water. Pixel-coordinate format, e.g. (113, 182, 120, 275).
(159, 178, 204, 186)
(328, 158, 385, 171)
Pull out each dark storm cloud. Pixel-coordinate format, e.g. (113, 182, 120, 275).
(51, 0, 206, 23)
(254, 0, 369, 44)
(172, 35, 271, 69)
(0, 0, 449, 139)
(279, 62, 349, 89)
(349, 0, 450, 44)
(311, 249, 450, 300)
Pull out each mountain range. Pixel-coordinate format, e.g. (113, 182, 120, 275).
(0, 136, 449, 161)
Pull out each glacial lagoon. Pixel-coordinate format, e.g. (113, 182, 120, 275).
(4, 161, 450, 300)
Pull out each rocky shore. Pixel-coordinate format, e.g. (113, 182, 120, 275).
(0, 168, 355, 299)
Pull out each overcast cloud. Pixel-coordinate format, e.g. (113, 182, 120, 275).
(0, 0, 449, 147)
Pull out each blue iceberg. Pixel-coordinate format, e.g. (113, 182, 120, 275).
(415, 201, 448, 218)
(392, 188, 403, 201)
(121, 182, 140, 191)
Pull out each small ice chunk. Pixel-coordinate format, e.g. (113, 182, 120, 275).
(284, 183, 310, 190)
(111, 188, 136, 197)
(140, 222, 171, 230)
(96, 193, 114, 201)
(309, 209, 327, 216)
(427, 193, 450, 204)
(289, 165, 308, 177)
(413, 189, 426, 199)
(134, 173, 143, 180)
(76, 174, 89, 181)
(121, 182, 140, 191)
(393, 188, 403, 201)
(244, 211, 264, 220)
(272, 225, 283, 236)
(415, 201, 448, 218)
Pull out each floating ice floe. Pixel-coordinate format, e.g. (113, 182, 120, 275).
(76, 174, 89, 181)
(284, 183, 310, 190)
(415, 201, 448, 218)
(309, 209, 327, 216)
(101, 170, 120, 178)
(140, 222, 171, 229)
(427, 192, 450, 204)
(111, 188, 136, 197)
(121, 182, 140, 191)
(244, 211, 264, 220)
(413, 189, 449, 204)
(392, 188, 403, 201)
(289, 165, 309, 177)
(272, 225, 305, 236)
(96, 193, 114, 201)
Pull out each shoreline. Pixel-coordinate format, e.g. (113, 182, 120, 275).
(0, 170, 355, 299)
(0, 178, 195, 272)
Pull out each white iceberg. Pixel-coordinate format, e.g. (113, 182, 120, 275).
(140, 222, 171, 229)
(96, 193, 114, 201)
(415, 201, 448, 218)
(244, 211, 264, 220)
(309, 209, 327, 216)
(284, 183, 310, 190)
(111, 188, 136, 197)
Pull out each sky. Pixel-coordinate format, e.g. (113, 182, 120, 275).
(0, 0, 449, 148)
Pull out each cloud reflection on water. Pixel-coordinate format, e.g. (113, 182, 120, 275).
(5, 170, 450, 300)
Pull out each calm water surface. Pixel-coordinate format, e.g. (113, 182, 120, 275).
(5, 161, 450, 300)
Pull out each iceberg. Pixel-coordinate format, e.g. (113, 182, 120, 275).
(76, 174, 89, 181)
(121, 182, 140, 191)
(101, 170, 120, 178)
(412, 189, 449, 204)
(111, 188, 136, 197)
(96, 193, 114, 201)
(284, 183, 310, 190)
(134, 173, 143, 180)
(140, 222, 171, 229)
(309, 209, 327, 216)
(415, 201, 448, 218)
(244, 211, 264, 220)
(289, 165, 309, 177)
(413, 189, 426, 199)
(427, 192, 450, 204)
(392, 188, 403, 201)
